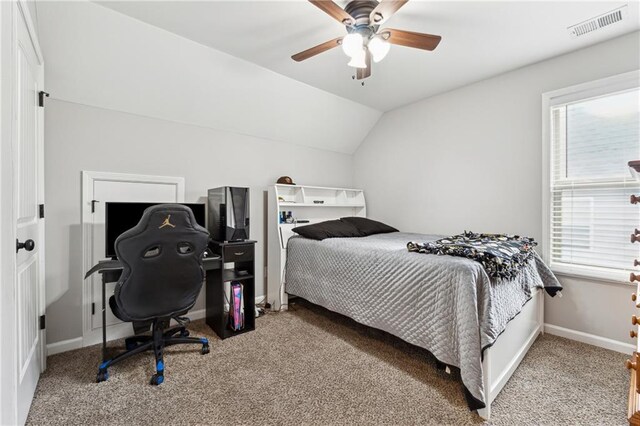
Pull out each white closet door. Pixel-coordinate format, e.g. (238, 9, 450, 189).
(13, 3, 45, 424)
(81, 173, 184, 334)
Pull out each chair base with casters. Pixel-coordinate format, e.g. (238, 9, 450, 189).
(95, 317, 210, 385)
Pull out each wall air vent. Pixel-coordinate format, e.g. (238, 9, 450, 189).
(568, 5, 627, 38)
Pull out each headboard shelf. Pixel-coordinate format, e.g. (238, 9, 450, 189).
(274, 183, 363, 191)
(267, 184, 366, 311)
(274, 184, 365, 207)
(278, 202, 365, 208)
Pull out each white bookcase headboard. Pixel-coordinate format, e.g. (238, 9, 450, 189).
(266, 184, 366, 310)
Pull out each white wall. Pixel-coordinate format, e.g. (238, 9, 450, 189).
(37, 1, 380, 155)
(38, 1, 368, 345)
(25, 1, 38, 36)
(39, 0, 639, 350)
(45, 100, 353, 344)
(354, 31, 640, 347)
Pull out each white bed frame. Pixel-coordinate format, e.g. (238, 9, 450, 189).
(266, 184, 544, 420)
(477, 288, 544, 419)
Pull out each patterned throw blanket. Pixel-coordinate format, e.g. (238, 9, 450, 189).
(407, 231, 538, 279)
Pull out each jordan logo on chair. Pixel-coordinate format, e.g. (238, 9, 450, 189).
(159, 215, 175, 229)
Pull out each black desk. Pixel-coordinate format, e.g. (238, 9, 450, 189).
(86, 257, 221, 362)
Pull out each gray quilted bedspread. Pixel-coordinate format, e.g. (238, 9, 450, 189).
(284, 232, 561, 408)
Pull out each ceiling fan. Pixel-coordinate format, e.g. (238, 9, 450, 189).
(291, 0, 442, 80)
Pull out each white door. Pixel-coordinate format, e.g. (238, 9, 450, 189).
(81, 172, 184, 344)
(13, 3, 45, 424)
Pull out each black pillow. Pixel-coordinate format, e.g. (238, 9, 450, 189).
(340, 217, 398, 236)
(292, 219, 364, 240)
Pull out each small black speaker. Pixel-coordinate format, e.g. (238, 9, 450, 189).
(207, 187, 250, 242)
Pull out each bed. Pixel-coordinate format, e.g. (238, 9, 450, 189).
(283, 231, 561, 419)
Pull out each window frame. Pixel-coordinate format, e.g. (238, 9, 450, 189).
(542, 70, 640, 283)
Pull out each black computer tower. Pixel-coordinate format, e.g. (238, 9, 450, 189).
(208, 187, 250, 242)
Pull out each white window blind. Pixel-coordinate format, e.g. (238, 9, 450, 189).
(549, 86, 640, 281)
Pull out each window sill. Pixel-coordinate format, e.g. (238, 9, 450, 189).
(550, 263, 633, 287)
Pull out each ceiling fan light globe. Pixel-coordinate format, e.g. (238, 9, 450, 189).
(341, 33, 364, 57)
(368, 36, 390, 63)
(347, 48, 367, 68)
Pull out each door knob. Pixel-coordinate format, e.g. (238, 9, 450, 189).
(632, 273, 640, 283)
(632, 230, 640, 243)
(627, 359, 637, 370)
(633, 315, 639, 325)
(632, 195, 640, 205)
(633, 293, 637, 302)
(16, 239, 35, 253)
(632, 330, 638, 338)
(635, 259, 640, 267)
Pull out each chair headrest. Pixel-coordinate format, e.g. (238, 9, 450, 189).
(111, 203, 210, 321)
(115, 204, 208, 250)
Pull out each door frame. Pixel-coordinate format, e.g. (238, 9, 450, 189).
(80, 171, 185, 346)
(0, 1, 44, 424)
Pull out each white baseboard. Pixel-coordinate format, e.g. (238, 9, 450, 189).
(48, 318, 632, 359)
(544, 323, 634, 354)
(45, 295, 263, 357)
(47, 309, 206, 356)
(186, 308, 205, 321)
(46, 337, 83, 356)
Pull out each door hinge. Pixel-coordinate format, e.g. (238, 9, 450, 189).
(91, 303, 95, 315)
(39, 315, 45, 330)
(39, 204, 45, 219)
(38, 91, 50, 108)
(91, 200, 99, 213)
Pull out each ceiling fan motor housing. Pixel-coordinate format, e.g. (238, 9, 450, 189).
(344, 0, 380, 37)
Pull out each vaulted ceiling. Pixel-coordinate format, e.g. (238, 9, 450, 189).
(99, 1, 640, 111)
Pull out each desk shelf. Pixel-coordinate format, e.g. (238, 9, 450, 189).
(206, 240, 256, 340)
(222, 269, 254, 282)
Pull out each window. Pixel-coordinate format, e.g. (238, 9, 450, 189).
(543, 71, 640, 282)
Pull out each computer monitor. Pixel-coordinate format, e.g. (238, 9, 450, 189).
(104, 202, 206, 259)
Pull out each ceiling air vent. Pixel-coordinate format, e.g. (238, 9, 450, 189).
(568, 5, 627, 38)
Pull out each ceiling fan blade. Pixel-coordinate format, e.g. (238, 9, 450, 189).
(383, 28, 441, 51)
(356, 49, 372, 80)
(369, 0, 408, 26)
(309, 0, 355, 26)
(291, 37, 343, 62)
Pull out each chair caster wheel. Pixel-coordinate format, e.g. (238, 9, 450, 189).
(180, 330, 190, 337)
(150, 373, 164, 385)
(96, 370, 109, 383)
(201, 345, 210, 355)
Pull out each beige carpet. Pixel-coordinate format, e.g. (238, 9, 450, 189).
(28, 300, 628, 425)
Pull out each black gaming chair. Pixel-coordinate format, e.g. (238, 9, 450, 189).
(96, 204, 211, 385)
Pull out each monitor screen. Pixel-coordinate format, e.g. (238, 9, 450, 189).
(104, 202, 206, 259)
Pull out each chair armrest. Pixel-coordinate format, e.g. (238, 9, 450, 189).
(85, 259, 124, 279)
